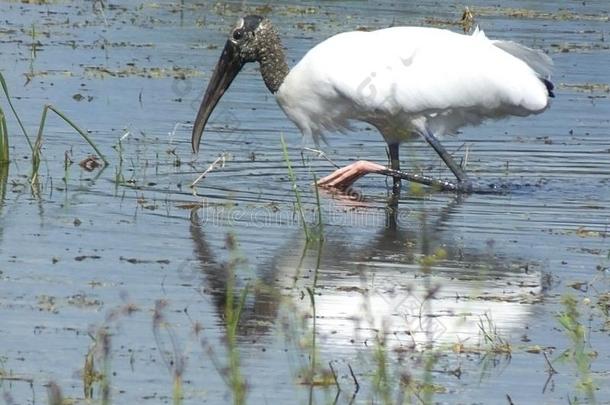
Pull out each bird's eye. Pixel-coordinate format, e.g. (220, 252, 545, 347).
(232, 29, 244, 41)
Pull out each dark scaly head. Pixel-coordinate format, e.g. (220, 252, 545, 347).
(191, 15, 288, 153)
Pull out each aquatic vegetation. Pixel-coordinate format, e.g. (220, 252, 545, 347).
(0, 72, 33, 162)
(0, 109, 7, 164)
(153, 300, 186, 405)
(281, 135, 325, 242)
(112, 132, 129, 189)
(32, 104, 108, 184)
(0, 72, 107, 188)
(197, 233, 250, 405)
(371, 334, 392, 404)
(83, 327, 112, 404)
(223, 234, 250, 405)
(556, 294, 597, 403)
(473, 6, 610, 22)
(281, 134, 310, 240)
(478, 313, 512, 356)
(304, 241, 325, 389)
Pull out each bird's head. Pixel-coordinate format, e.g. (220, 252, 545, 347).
(191, 15, 269, 153)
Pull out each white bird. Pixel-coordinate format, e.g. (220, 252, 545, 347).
(192, 15, 554, 194)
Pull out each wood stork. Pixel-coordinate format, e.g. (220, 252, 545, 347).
(192, 15, 554, 194)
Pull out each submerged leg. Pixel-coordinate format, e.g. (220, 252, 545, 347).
(316, 128, 497, 193)
(419, 128, 469, 184)
(388, 143, 401, 195)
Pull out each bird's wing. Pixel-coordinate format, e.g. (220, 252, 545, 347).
(310, 27, 551, 134)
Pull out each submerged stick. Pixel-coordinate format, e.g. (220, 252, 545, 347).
(302, 147, 340, 169)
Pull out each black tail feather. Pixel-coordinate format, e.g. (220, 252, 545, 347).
(542, 78, 555, 98)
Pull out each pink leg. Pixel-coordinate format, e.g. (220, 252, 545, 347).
(317, 160, 386, 190)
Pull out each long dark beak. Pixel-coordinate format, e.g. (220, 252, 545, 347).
(192, 40, 244, 153)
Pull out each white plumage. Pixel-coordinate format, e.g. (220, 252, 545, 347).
(276, 26, 552, 146)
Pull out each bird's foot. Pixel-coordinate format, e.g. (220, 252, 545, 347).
(317, 160, 386, 190)
(455, 179, 475, 193)
(454, 179, 505, 194)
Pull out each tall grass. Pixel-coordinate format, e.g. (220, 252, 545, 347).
(153, 300, 186, 405)
(32, 104, 109, 183)
(199, 232, 250, 405)
(223, 233, 249, 405)
(0, 108, 8, 163)
(81, 301, 137, 405)
(280, 136, 325, 242)
(557, 294, 597, 403)
(0, 71, 108, 185)
(0, 161, 8, 201)
(0, 72, 32, 164)
(312, 173, 324, 241)
(0, 72, 33, 152)
(280, 134, 309, 240)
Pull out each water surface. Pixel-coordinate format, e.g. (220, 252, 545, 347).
(0, 1, 609, 404)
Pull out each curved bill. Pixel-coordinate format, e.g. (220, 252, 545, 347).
(191, 40, 244, 153)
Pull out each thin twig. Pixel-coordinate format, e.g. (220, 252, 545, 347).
(460, 144, 470, 170)
(543, 351, 558, 375)
(0, 375, 34, 383)
(190, 153, 227, 190)
(542, 350, 557, 394)
(168, 122, 188, 144)
(302, 147, 340, 169)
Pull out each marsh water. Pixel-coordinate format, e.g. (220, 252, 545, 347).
(1, 1, 609, 404)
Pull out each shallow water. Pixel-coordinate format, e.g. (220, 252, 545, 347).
(1, 1, 609, 404)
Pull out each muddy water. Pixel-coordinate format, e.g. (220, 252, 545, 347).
(1, 1, 609, 404)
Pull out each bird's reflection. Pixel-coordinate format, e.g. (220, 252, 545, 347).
(187, 194, 543, 352)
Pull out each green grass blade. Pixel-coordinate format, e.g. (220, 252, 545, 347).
(30, 105, 47, 184)
(0, 72, 33, 151)
(0, 157, 8, 202)
(312, 173, 324, 240)
(46, 105, 109, 165)
(31, 104, 109, 184)
(0, 108, 8, 163)
(306, 286, 317, 378)
(280, 134, 309, 240)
